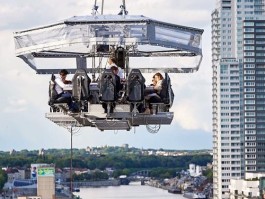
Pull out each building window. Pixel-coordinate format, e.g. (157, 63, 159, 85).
(244, 28, 254, 32)
(244, 21, 254, 26)
(244, 58, 255, 62)
(256, 46, 265, 50)
(244, 34, 255, 39)
(244, 64, 255, 68)
(256, 29, 265, 32)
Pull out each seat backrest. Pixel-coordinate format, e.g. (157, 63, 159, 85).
(99, 69, 116, 102)
(72, 69, 91, 101)
(48, 74, 58, 105)
(159, 73, 174, 107)
(127, 69, 145, 102)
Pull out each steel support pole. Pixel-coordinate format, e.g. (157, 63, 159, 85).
(70, 126, 73, 197)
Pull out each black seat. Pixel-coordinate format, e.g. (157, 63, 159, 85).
(99, 69, 117, 102)
(127, 69, 145, 102)
(159, 73, 174, 107)
(72, 69, 91, 102)
(71, 69, 91, 112)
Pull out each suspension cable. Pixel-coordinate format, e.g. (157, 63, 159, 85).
(101, 0, 104, 15)
(92, 0, 99, 16)
(118, 0, 128, 15)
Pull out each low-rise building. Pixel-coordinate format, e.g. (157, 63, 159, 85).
(188, 164, 202, 177)
(229, 173, 265, 199)
(6, 168, 26, 183)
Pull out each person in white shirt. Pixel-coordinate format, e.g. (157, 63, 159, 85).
(55, 69, 72, 95)
(55, 69, 78, 113)
(107, 57, 124, 80)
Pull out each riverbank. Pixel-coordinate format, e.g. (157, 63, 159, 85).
(61, 179, 120, 188)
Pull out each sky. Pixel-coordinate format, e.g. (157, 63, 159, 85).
(0, 0, 215, 151)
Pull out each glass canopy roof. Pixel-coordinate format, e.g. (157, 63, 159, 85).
(14, 15, 204, 74)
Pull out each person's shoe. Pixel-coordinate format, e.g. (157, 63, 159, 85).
(68, 109, 79, 115)
(67, 110, 74, 115)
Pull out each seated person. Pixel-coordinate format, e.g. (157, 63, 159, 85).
(54, 69, 78, 113)
(144, 72, 164, 114)
(111, 65, 123, 93)
(107, 57, 125, 80)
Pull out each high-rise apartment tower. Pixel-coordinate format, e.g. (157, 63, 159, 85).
(212, 0, 265, 198)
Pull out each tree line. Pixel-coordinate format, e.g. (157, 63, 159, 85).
(0, 170, 7, 192)
(0, 152, 211, 171)
(0, 149, 212, 190)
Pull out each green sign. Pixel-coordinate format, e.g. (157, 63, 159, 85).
(37, 167, 55, 176)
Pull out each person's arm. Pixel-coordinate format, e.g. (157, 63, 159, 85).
(55, 78, 66, 89)
(154, 80, 162, 92)
(63, 80, 72, 84)
(118, 68, 124, 79)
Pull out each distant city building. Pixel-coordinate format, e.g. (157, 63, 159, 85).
(188, 164, 202, 177)
(229, 173, 265, 199)
(10, 149, 16, 155)
(212, 0, 265, 198)
(38, 148, 45, 156)
(105, 168, 114, 176)
(5, 168, 29, 183)
(148, 150, 155, 155)
(86, 146, 92, 152)
(17, 169, 26, 180)
(122, 144, 129, 149)
(37, 165, 55, 199)
(31, 164, 48, 180)
(6, 164, 55, 198)
(207, 163, 213, 169)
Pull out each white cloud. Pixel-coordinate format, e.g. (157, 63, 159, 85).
(2, 98, 28, 113)
(173, 97, 211, 132)
(169, 72, 212, 132)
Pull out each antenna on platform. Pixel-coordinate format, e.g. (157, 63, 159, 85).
(101, 0, 104, 15)
(118, 0, 128, 15)
(92, 0, 99, 16)
(92, 0, 128, 16)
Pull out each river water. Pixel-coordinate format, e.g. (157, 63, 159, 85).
(74, 182, 186, 199)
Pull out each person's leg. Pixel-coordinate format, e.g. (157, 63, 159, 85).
(149, 95, 162, 114)
(102, 103, 107, 113)
(137, 103, 144, 113)
(110, 103, 115, 113)
(102, 102, 114, 114)
(61, 92, 78, 112)
(149, 95, 162, 103)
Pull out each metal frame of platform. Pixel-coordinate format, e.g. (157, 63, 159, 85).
(45, 104, 174, 131)
(14, 15, 203, 74)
